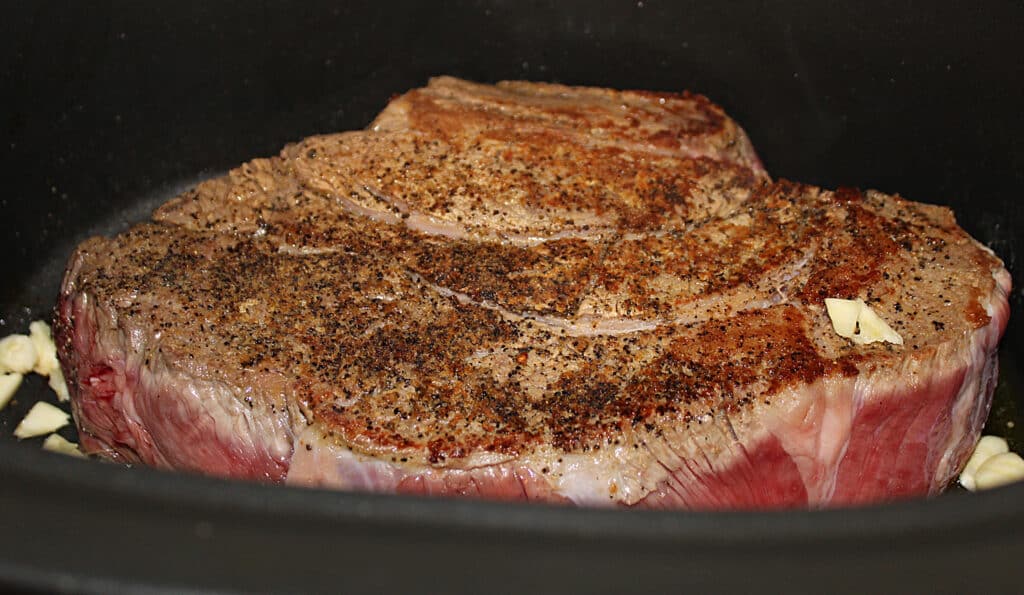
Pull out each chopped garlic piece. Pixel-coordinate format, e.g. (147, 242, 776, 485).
(0, 334, 37, 374)
(852, 303, 904, 345)
(29, 320, 59, 377)
(14, 401, 70, 439)
(974, 452, 1024, 490)
(42, 433, 85, 458)
(48, 366, 70, 402)
(824, 298, 862, 337)
(959, 435, 1009, 491)
(824, 298, 903, 345)
(0, 373, 22, 410)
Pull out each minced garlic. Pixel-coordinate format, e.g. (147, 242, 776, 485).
(824, 298, 903, 345)
(14, 401, 70, 439)
(0, 334, 37, 374)
(959, 435, 1009, 491)
(974, 452, 1024, 490)
(42, 433, 85, 458)
(0, 373, 22, 410)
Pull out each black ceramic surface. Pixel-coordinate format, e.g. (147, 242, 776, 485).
(1, 1, 1022, 593)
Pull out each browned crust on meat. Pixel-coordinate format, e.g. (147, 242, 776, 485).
(61, 77, 1006, 468)
(372, 77, 762, 171)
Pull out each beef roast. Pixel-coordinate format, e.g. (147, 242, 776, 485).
(54, 77, 1011, 509)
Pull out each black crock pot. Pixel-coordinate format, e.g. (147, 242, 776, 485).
(2, 2, 1022, 592)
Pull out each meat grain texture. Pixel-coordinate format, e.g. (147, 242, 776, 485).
(55, 77, 1011, 509)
